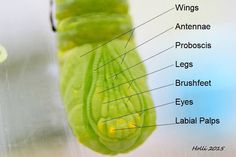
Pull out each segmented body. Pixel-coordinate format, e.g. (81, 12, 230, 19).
(56, 0, 156, 154)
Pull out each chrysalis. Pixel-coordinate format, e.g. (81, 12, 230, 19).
(55, 0, 156, 155)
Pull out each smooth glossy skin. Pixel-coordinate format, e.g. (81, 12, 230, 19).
(56, 0, 156, 155)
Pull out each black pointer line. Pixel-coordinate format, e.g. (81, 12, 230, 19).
(97, 64, 174, 94)
(102, 101, 175, 123)
(94, 27, 174, 71)
(103, 83, 174, 104)
(80, 7, 175, 57)
(108, 46, 174, 79)
(120, 29, 135, 64)
(114, 123, 177, 131)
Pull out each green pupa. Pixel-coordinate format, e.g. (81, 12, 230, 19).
(55, 0, 156, 155)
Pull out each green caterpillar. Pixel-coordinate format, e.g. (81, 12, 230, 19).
(55, 0, 156, 155)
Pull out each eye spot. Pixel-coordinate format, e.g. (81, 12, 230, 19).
(0, 45, 8, 63)
(128, 122, 136, 129)
(109, 127, 115, 135)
